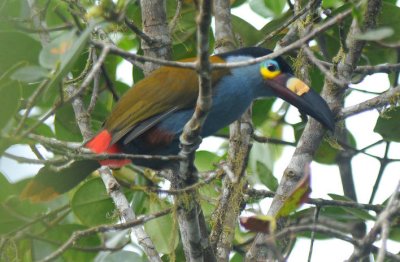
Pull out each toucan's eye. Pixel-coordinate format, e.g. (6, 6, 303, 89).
(267, 64, 277, 72)
(260, 60, 281, 79)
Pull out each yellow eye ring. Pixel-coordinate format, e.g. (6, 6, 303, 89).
(260, 60, 281, 79)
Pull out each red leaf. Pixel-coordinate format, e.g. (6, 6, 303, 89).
(240, 215, 276, 233)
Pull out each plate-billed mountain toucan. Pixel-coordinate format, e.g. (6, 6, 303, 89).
(21, 47, 335, 202)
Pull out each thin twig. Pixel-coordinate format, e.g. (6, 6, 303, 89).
(2, 152, 66, 165)
(256, 0, 316, 47)
(19, 46, 111, 138)
(92, 7, 354, 72)
(15, 78, 50, 134)
(356, 63, 400, 74)
(38, 208, 171, 262)
(377, 220, 390, 262)
(272, 224, 400, 261)
(246, 188, 384, 212)
(124, 17, 154, 44)
(252, 134, 296, 146)
(169, 0, 183, 33)
(307, 206, 320, 262)
(348, 182, 400, 261)
(339, 85, 400, 120)
(87, 49, 100, 113)
(369, 142, 390, 204)
(303, 45, 349, 87)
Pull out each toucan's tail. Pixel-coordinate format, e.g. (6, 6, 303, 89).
(20, 160, 100, 202)
(21, 130, 131, 202)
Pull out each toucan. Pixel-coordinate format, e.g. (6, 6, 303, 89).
(21, 47, 335, 202)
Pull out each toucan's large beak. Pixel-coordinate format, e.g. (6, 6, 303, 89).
(265, 73, 335, 131)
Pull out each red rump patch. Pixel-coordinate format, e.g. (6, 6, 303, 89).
(86, 130, 131, 168)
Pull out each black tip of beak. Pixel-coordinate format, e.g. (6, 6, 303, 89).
(298, 90, 335, 132)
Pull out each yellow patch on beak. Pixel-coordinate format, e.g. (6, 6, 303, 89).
(287, 78, 310, 96)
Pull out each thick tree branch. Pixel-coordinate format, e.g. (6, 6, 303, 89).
(213, 0, 236, 52)
(140, 0, 172, 74)
(64, 59, 162, 261)
(209, 1, 253, 261)
(175, 1, 216, 261)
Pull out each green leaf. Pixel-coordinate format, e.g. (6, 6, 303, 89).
(389, 227, 400, 242)
(170, 9, 197, 44)
(250, 0, 285, 18)
(374, 107, 400, 142)
(259, 10, 294, 48)
(0, 173, 14, 203)
(194, 150, 220, 172)
(322, 0, 345, 8)
(0, 31, 41, 76)
(199, 184, 219, 218)
(0, 1, 28, 31)
(0, 195, 48, 234)
(249, 0, 272, 18)
(101, 251, 145, 262)
(32, 224, 100, 261)
(54, 104, 83, 141)
(231, 15, 261, 46)
(252, 99, 274, 127)
(31, 239, 63, 262)
(276, 172, 311, 218)
(24, 117, 55, 137)
(39, 30, 77, 69)
(231, 253, 245, 262)
(0, 80, 21, 133)
(10, 65, 49, 83)
(256, 161, 278, 191)
(0, 205, 25, 234)
(378, 2, 400, 42)
(263, 0, 286, 17)
(71, 177, 117, 226)
(231, 0, 247, 8)
(40, 24, 94, 99)
(294, 123, 356, 165)
(144, 199, 178, 254)
(328, 194, 375, 221)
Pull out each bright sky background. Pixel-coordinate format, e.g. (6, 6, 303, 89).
(1, 2, 400, 261)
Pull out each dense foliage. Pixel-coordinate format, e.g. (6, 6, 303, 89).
(1, 0, 400, 261)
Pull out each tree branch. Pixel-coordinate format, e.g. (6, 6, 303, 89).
(64, 51, 161, 261)
(348, 182, 400, 261)
(38, 208, 171, 262)
(247, 0, 382, 259)
(209, 1, 254, 261)
(339, 85, 400, 119)
(174, 0, 216, 261)
(139, 0, 172, 74)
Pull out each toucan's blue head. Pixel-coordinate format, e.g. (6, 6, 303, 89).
(219, 47, 335, 131)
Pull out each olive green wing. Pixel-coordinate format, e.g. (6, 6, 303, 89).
(105, 56, 229, 145)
